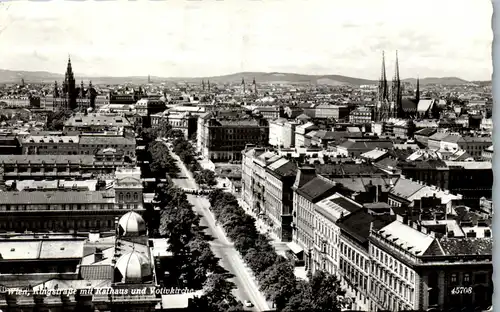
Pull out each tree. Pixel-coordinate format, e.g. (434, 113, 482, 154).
(195, 169, 217, 187)
(308, 270, 348, 312)
(259, 260, 297, 310)
(196, 273, 243, 312)
(244, 248, 278, 273)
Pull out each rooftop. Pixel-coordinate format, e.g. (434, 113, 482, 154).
(0, 239, 85, 260)
(0, 191, 115, 205)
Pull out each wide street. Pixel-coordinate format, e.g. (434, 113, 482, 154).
(168, 149, 270, 312)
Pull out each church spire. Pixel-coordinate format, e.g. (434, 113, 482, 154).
(391, 50, 402, 117)
(416, 76, 420, 102)
(252, 77, 257, 94)
(80, 80, 84, 98)
(202, 80, 205, 91)
(378, 51, 388, 102)
(242, 78, 245, 93)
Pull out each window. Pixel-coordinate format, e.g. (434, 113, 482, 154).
(450, 273, 458, 284)
(463, 273, 470, 284)
(133, 192, 138, 200)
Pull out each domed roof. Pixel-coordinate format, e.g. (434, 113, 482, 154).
(114, 251, 151, 283)
(118, 211, 146, 236)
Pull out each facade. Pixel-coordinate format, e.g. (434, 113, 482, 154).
(79, 135, 136, 158)
(257, 106, 283, 119)
(349, 106, 374, 124)
(199, 116, 269, 161)
(312, 193, 363, 277)
(295, 122, 318, 148)
(21, 134, 80, 155)
(64, 113, 132, 133)
(265, 158, 297, 241)
(151, 111, 198, 139)
(314, 104, 350, 120)
(369, 217, 493, 311)
(0, 155, 129, 180)
(292, 169, 338, 271)
(0, 166, 143, 233)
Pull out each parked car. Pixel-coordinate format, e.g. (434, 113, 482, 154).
(243, 300, 253, 308)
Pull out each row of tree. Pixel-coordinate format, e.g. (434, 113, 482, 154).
(148, 141, 180, 179)
(171, 135, 203, 173)
(153, 177, 245, 311)
(208, 189, 350, 312)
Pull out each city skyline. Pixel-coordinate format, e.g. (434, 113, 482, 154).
(0, 0, 492, 81)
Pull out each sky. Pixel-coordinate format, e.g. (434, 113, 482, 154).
(0, 0, 493, 80)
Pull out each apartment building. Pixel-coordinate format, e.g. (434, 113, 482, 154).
(295, 122, 318, 148)
(292, 168, 338, 271)
(369, 216, 492, 311)
(150, 111, 198, 139)
(265, 158, 297, 242)
(312, 193, 363, 276)
(199, 115, 269, 161)
(268, 118, 297, 148)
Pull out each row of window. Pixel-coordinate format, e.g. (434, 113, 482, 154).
(371, 245, 414, 283)
(341, 241, 369, 272)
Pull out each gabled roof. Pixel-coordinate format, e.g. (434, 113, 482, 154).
(377, 220, 435, 256)
(338, 209, 395, 245)
(267, 158, 297, 177)
(414, 128, 437, 137)
(417, 99, 435, 112)
(296, 176, 337, 202)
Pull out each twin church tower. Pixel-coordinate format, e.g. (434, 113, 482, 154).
(375, 51, 420, 121)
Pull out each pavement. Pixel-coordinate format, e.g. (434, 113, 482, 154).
(168, 150, 270, 312)
(237, 198, 290, 257)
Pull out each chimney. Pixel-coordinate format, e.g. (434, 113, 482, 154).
(94, 248, 104, 263)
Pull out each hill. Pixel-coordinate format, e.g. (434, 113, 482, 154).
(0, 69, 474, 86)
(402, 77, 470, 86)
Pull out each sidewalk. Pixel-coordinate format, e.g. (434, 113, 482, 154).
(237, 198, 282, 244)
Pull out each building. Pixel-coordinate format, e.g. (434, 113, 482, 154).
(256, 105, 283, 119)
(312, 193, 363, 278)
(0, 166, 143, 232)
(64, 113, 132, 133)
(314, 104, 350, 120)
(0, 155, 130, 181)
(336, 138, 394, 158)
(268, 119, 297, 148)
(0, 134, 22, 155)
(368, 216, 492, 311)
(265, 158, 297, 242)
(42, 58, 95, 111)
(151, 111, 198, 140)
(199, 115, 269, 161)
(337, 209, 394, 311)
(349, 106, 374, 124)
(78, 135, 136, 159)
(292, 168, 338, 271)
(0, 211, 160, 311)
(295, 122, 318, 148)
(21, 134, 80, 155)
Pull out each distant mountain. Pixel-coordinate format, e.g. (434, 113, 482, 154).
(0, 69, 475, 86)
(402, 77, 471, 86)
(166, 72, 377, 86)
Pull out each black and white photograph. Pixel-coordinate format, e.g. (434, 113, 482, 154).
(0, 0, 494, 311)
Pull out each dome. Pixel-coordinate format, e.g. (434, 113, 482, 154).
(114, 251, 152, 283)
(118, 211, 146, 237)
